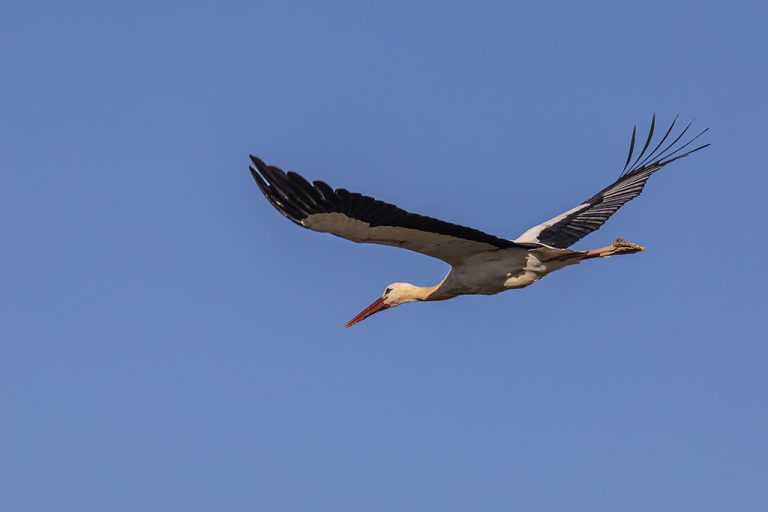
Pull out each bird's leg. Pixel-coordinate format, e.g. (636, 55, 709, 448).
(582, 237, 646, 259)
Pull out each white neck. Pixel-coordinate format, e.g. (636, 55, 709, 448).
(399, 277, 448, 302)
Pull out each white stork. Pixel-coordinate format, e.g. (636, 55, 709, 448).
(249, 116, 709, 327)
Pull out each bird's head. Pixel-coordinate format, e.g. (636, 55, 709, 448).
(345, 282, 420, 328)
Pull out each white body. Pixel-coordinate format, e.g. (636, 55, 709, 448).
(428, 246, 581, 300)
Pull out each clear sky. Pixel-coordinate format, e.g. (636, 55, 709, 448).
(2, 1, 766, 511)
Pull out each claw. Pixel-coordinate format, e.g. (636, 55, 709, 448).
(612, 238, 645, 253)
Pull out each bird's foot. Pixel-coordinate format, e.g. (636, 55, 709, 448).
(583, 238, 645, 259)
(610, 237, 645, 255)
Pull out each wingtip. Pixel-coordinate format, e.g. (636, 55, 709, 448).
(627, 114, 657, 171)
(621, 115, 711, 173)
(623, 125, 637, 173)
(249, 154, 266, 168)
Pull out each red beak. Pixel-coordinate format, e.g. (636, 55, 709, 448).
(345, 297, 389, 328)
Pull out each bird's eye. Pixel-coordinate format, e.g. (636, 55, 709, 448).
(384, 288, 392, 295)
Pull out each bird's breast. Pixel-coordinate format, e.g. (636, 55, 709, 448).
(433, 249, 540, 297)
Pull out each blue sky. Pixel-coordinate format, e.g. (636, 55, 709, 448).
(2, 1, 766, 511)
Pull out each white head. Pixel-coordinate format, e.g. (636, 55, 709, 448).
(345, 282, 422, 328)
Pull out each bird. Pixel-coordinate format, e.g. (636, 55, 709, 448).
(249, 115, 709, 327)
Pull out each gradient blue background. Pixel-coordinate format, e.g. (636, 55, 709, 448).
(3, 1, 766, 510)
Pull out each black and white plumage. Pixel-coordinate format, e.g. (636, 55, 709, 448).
(249, 116, 709, 327)
(516, 116, 709, 248)
(250, 156, 536, 265)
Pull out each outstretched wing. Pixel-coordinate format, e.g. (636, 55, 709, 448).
(515, 115, 710, 249)
(250, 156, 535, 265)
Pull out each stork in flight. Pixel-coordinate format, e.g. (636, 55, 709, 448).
(249, 116, 709, 327)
